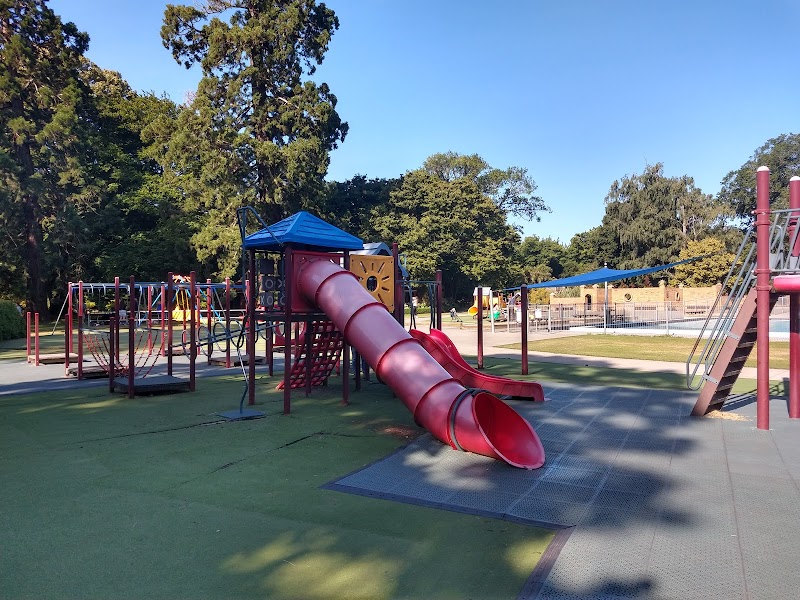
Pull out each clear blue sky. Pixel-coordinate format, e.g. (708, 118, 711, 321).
(49, 0, 800, 243)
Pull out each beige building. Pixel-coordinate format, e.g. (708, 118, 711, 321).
(548, 281, 723, 309)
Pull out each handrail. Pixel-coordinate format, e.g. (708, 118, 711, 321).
(686, 207, 800, 390)
(685, 226, 756, 390)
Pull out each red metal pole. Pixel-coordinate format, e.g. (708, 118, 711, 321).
(167, 274, 173, 375)
(109, 317, 116, 393)
(67, 282, 73, 355)
(435, 269, 443, 331)
(206, 278, 212, 362)
(114, 277, 120, 362)
(225, 277, 231, 369)
(189, 271, 196, 392)
(477, 287, 484, 369)
(147, 285, 153, 352)
(65, 282, 72, 375)
(34, 312, 40, 366)
(521, 285, 529, 375)
(160, 283, 166, 357)
(128, 276, 135, 399)
(789, 176, 800, 418)
(26, 311, 31, 360)
(77, 281, 84, 380)
(755, 166, 771, 430)
(282, 250, 291, 412)
(342, 251, 350, 406)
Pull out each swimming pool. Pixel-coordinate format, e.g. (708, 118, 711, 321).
(649, 318, 790, 333)
(572, 317, 792, 340)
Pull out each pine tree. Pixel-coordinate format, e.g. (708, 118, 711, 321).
(0, 0, 89, 311)
(161, 0, 348, 277)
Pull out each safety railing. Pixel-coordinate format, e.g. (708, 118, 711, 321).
(685, 208, 800, 390)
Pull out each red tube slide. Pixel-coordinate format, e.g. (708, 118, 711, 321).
(297, 257, 545, 469)
(409, 329, 544, 401)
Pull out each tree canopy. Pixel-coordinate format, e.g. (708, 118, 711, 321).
(601, 163, 724, 271)
(0, 0, 90, 311)
(372, 166, 523, 302)
(423, 151, 549, 221)
(161, 0, 348, 277)
(719, 133, 800, 222)
(669, 237, 734, 287)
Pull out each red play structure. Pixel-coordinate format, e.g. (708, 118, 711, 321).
(26, 208, 547, 468)
(240, 210, 546, 469)
(688, 168, 800, 429)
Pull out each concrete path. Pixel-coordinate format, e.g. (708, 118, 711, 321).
(0, 353, 283, 397)
(2, 323, 787, 396)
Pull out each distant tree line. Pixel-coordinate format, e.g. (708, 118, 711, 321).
(2, 1, 798, 314)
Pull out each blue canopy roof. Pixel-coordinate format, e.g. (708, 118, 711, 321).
(243, 211, 364, 251)
(528, 257, 698, 288)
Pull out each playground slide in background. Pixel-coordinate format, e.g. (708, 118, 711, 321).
(409, 329, 545, 402)
(296, 257, 545, 469)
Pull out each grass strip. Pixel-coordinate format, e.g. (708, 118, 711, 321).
(497, 334, 789, 369)
(475, 355, 784, 396)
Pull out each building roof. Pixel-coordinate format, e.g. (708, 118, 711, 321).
(242, 211, 364, 251)
(352, 242, 392, 256)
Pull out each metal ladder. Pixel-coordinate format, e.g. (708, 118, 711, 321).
(687, 209, 800, 414)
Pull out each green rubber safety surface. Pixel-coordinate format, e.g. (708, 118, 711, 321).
(0, 376, 553, 600)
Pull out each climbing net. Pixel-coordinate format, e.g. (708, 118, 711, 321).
(82, 325, 163, 378)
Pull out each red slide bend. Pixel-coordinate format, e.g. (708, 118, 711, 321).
(409, 328, 545, 401)
(297, 258, 545, 469)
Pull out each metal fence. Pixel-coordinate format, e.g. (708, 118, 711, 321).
(491, 296, 790, 339)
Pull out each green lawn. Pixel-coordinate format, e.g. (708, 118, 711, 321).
(475, 355, 783, 396)
(0, 375, 553, 600)
(498, 334, 790, 370)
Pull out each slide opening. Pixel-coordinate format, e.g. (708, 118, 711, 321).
(472, 393, 545, 469)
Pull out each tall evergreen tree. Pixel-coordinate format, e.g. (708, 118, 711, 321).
(514, 235, 567, 282)
(602, 163, 720, 273)
(161, 0, 348, 277)
(0, 0, 90, 311)
(563, 226, 619, 275)
(319, 175, 401, 241)
(79, 64, 192, 281)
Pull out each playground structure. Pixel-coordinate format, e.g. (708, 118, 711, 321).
(23, 208, 547, 468)
(54, 274, 255, 396)
(239, 209, 545, 469)
(467, 286, 507, 320)
(687, 169, 800, 429)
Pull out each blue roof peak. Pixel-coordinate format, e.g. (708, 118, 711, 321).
(243, 211, 364, 251)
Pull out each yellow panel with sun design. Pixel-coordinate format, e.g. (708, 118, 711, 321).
(350, 255, 395, 311)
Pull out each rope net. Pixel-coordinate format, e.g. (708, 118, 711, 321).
(82, 326, 161, 378)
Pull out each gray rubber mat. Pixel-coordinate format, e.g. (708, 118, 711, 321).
(324, 383, 800, 599)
